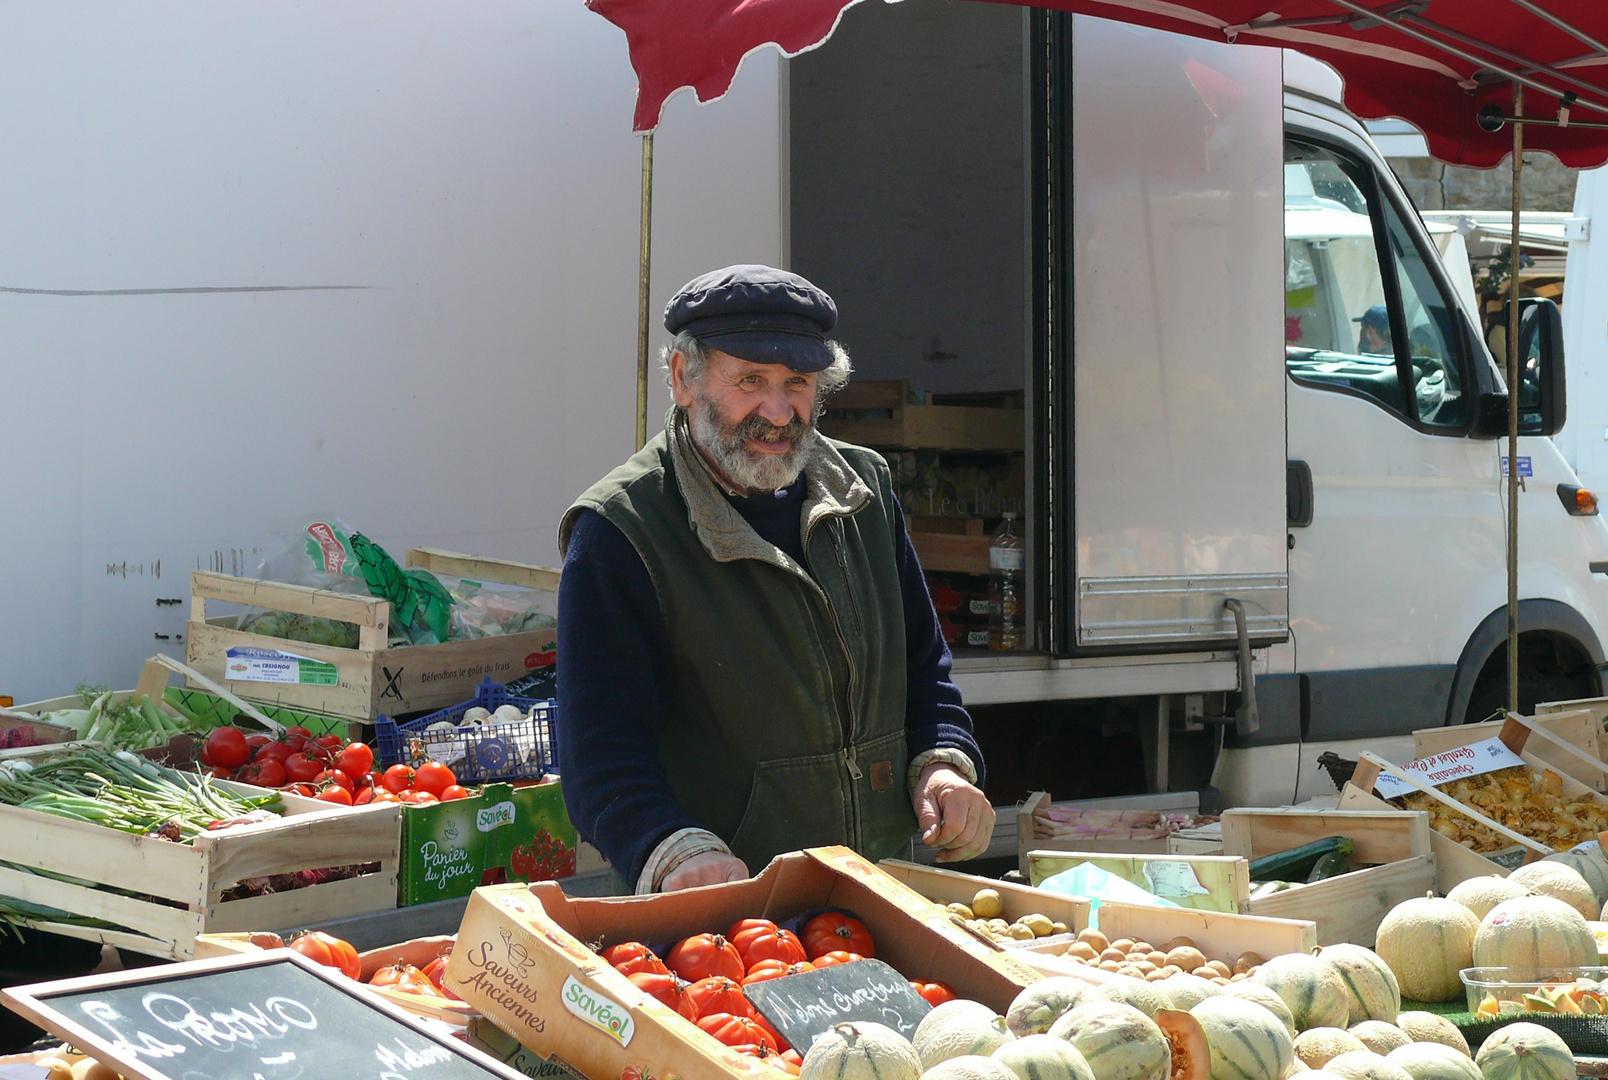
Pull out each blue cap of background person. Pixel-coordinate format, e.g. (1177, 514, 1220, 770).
(664, 264, 838, 373)
(1353, 304, 1390, 330)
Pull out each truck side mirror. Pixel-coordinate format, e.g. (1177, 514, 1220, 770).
(1475, 297, 1566, 438)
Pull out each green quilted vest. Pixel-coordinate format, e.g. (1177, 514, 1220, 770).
(559, 410, 917, 872)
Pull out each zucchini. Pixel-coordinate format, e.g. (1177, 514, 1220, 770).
(1248, 835, 1354, 882)
(1305, 845, 1352, 882)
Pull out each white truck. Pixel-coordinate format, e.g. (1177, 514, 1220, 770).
(4, 2, 1605, 811)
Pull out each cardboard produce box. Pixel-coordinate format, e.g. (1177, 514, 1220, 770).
(445, 846, 1043, 1080)
(1338, 713, 1608, 891)
(400, 779, 577, 906)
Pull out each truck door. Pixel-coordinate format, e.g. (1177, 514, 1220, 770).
(1282, 132, 1495, 757)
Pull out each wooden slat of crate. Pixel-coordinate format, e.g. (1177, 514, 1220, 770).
(1220, 807, 1432, 866)
(1094, 901, 1316, 959)
(1026, 850, 1250, 913)
(1248, 854, 1437, 947)
(0, 863, 204, 945)
(0, 803, 207, 906)
(1017, 793, 1183, 873)
(910, 532, 991, 575)
(200, 801, 401, 896)
(878, 859, 1090, 934)
(407, 547, 561, 594)
(1414, 708, 1605, 791)
(827, 379, 910, 410)
(821, 405, 1025, 451)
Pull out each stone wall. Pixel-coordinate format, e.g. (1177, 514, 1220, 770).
(1388, 153, 1578, 211)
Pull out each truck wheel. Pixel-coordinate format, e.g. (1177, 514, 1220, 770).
(1461, 640, 1598, 724)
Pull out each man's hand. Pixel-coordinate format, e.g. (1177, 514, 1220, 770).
(914, 763, 995, 863)
(661, 851, 750, 892)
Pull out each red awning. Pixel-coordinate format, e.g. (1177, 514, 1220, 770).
(587, 0, 1608, 168)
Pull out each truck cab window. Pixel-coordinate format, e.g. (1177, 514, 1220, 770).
(1283, 140, 1468, 431)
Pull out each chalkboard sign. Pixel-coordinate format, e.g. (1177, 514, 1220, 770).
(744, 959, 932, 1050)
(1, 949, 524, 1080)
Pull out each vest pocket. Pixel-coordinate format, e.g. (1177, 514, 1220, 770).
(727, 750, 852, 872)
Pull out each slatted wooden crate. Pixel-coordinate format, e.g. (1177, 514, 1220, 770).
(0, 774, 400, 960)
(819, 379, 1024, 451)
(184, 546, 558, 722)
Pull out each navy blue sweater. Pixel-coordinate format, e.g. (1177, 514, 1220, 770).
(556, 473, 984, 885)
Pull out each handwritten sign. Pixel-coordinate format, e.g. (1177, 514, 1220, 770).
(0, 949, 523, 1080)
(1372, 736, 1527, 799)
(744, 959, 932, 1050)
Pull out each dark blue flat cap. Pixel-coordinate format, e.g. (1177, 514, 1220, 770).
(664, 264, 838, 372)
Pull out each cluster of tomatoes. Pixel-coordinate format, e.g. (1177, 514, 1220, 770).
(600, 912, 955, 1073)
(287, 930, 460, 1001)
(200, 725, 470, 807)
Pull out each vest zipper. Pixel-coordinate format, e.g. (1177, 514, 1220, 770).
(804, 513, 862, 847)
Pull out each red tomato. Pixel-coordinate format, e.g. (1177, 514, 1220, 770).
(399, 790, 438, 805)
(727, 918, 779, 947)
(413, 761, 457, 797)
(315, 786, 354, 806)
(421, 956, 463, 1001)
(370, 788, 402, 804)
(736, 928, 806, 969)
(695, 1012, 776, 1052)
(323, 769, 355, 793)
(206, 766, 234, 780)
(602, 943, 669, 977)
(255, 741, 295, 765)
(354, 787, 375, 805)
(370, 963, 439, 996)
(911, 980, 957, 1006)
(202, 727, 251, 771)
(809, 951, 863, 968)
(236, 759, 287, 788)
(286, 782, 317, 798)
(282, 753, 324, 784)
(666, 933, 744, 984)
(335, 741, 374, 778)
(741, 960, 814, 985)
(381, 764, 416, 794)
(628, 970, 687, 1011)
(282, 725, 313, 753)
(736, 1044, 800, 1075)
(288, 930, 360, 979)
(801, 913, 875, 960)
(752, 1010, 789, 1052)
(245, 733, 272, 754)
(439, 785, 472, 801)
(678, 976, 754, 1022)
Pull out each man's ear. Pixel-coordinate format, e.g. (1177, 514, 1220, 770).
(669, 350, 695, 408)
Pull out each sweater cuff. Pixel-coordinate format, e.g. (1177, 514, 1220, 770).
(635, 828, 733, 895)
(908, 748, 978, 796)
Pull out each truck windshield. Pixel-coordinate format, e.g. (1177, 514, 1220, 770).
(1283, 140, 1468, 430)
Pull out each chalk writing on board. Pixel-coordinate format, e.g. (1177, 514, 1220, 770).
(746, 959, 932, 1048)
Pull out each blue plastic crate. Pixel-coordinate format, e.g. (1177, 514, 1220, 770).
(374, 677, 556, 784)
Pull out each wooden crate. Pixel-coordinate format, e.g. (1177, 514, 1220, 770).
(1414, 707, 1605, 791)
(184, 546, 559, 722)
(1338, 714, 1608, 892)
(908, 518, 990, 575)
(0, 774, 401, 960)
(1026, 851, 1250, 913)
(1018, 792, 1207, 870)
(820, 379, 1024, 451)
(1221, 808, 1436, 946)
(878, 858, 1091, 935)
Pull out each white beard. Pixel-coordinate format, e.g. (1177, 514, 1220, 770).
(688, 391, 820, 492)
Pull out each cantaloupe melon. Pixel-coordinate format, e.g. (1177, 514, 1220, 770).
(1444, 878, 1530, 923)
(1543, 840, 1608, 907)
(1292, 1029, 1366, 1070)
(1322, 1051, 1411, 1080)
(1383, 1042, 1482, 1080)
(914, 1001, 1015, 1070)
(1189, 994, 1296, 1080)
(1317, 945, 1399, 1025)
(800, 1021, 923, 1080)
(1007, 979, 1094, 1037)
(1373, 896, 1479, 1003)
(1155, 1009, 1211, 1080)
(1222, 982, 1297, 1038)
(1285, 1061, 1310, 1079)
(1506, 861, 1599, 922)
(1471, 1022, 1574, 1080)
(1392, 1013, 1469, 1058)
(921, 1056, 1020, 1080)
(1251, 954, 1350, 1031)
(992, 1034, 1097, 1080)
(1472, 894, 1597, 970)
(1047, 1002, 1171, 1080)
(1093, 976, 1171, 1018)
(1156, 975, 1222, 1012)
(1345, 1022, 1407, 1056)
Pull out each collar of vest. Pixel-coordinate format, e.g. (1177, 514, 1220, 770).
(667, 407, 872, 565)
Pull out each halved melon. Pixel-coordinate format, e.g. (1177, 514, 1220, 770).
(1155, 1008, 1210, 1080)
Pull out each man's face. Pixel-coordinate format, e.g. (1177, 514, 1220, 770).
(671, 347, 821, 492)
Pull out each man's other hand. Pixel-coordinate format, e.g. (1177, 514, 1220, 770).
(914, 763, 995, 863)
(662, 851, 750, 892)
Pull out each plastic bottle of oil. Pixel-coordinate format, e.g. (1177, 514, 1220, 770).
(988, 512, 1025, 651)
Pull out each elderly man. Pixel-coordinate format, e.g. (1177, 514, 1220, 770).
(556, 264, 993, 894)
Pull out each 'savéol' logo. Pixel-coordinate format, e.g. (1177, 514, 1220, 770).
(477, 801, 516, 833)
(561, 976, 634, 1046)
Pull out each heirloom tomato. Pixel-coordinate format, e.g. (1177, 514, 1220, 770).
(911, 980, 957, 1006)
(602, 942, 668, 978)
(741, 960, 814, 985)
(695, 1012, 776, 1052)
(809, 951, 863, 968)
(288, 930, 360, 980)
(666, 933, 744, 983)
(801, 912, 874, 959)
(627, 970, 686, 1010)
(678, 976, 753, 1022)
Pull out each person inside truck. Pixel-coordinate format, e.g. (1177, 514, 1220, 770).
(1355, 304, 1393, 356)
(553, 264, 993, 894)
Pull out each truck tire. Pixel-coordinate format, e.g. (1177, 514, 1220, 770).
(1462, 667, 1593, 726)
(1446, 600, 1604, 726)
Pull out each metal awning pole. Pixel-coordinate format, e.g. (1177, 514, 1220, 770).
(1506, 85, 1524, 715)
(636, 132, 655, 451)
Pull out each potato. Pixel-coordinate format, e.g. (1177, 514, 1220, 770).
(1233, 951, 1265, 975)
(947, 902, 976, 919)
(1066, 941, 1099, 961)
(1099, 960, 1122, 971)
(1145, 951, 1167, 966)
(1005, 923, 1036, 941)
(1134, 961, 1157, 975)
(72, 1059, 121, 1080)
(1077, 929, 1110, 952)
(1051, 922, 1070, 936)
(1099, 948, 1127, 963)
(1164, 946, 1207, 972)
(1019, 913, 1055, 938)
(35, 1058, 74, 1080)
(971, 889, 1004, 919)
(1109, 939, 1135, 953)
(1161, 936, 1198, 952)
(1157, 965, 1182, 979)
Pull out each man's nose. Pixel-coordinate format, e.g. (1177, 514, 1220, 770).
(755, 386, 797, 428)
